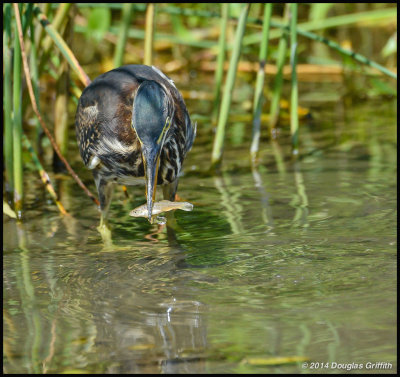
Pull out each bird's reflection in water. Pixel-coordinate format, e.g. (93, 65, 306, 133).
(144, 299, 207, 374)
(98, 297, 208, 374)
(91, 210, 209, 373)
(97, 288, 208, 373)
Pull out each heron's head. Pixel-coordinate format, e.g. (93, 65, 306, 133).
(132, 80, 173, 222)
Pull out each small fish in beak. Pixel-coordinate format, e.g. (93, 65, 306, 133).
(130, 200, 193, 218)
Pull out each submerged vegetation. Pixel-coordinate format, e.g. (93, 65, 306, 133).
(2, 3, 397, 219)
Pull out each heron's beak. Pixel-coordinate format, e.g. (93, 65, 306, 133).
(142, 145, 161, 223)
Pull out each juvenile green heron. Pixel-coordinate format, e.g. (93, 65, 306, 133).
(75, 65, 196, 225)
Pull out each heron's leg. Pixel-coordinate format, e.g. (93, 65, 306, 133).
(162, 179, 179, 235)
(93, 171, 115, 228)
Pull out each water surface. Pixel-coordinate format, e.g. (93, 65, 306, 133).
(3, 83, 397, 374)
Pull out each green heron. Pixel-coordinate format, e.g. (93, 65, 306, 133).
(75, 65, 196, 225)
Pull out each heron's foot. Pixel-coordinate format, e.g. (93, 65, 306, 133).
(97, 216, 113, 247)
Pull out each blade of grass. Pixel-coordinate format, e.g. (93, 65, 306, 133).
(21, 3, 34, 36)
(72, 3, 396, 30)
(269, 5, 290, 131)
(29, 20, 41, 153)
(290, 4, 299, 155)
(247, 14, 397, 80)
(34, 3, 51, 47)
(3, 201, 17, 219)
(211, 3, 250, 169)
(14, 4, 99, 207)
(212, 3, 229, 126)
(113, 3, 134, 68)
(94, 3, 396, 79)
(244, 8, 397, 45)
(170, 12, 186, 61)
(41, 3, 72, 51)
(308, 3, 333, 59)
(250, 3, 272, 163)
(3, 3, 14, 194)
(33, 6, 91, 86)
(144, 3, 155, 65)
(101, 1, 393, 80)
(38, 3, 72, 75)
(75, 23, 216, 49)
(13, 3, 24, 217)
(296, 27, 397, 79)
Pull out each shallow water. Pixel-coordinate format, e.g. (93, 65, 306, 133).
(3, 83, 397, 374)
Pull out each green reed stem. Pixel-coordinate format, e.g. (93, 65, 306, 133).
(33, 6, 91, 86)
(75, 23, 215, 49)
(269, 5, 290, 131)
(42, 3, 71, 51)
(249, 15, 397, 80)
(3, 201, 17, 219)
(29, 21, 41, 153)
(34, 3, 51, 48)
(94, 3, 395, 80)
(244, 8, 397, 45)
(170, 13, 186, 61)
(297, 27, 397, 79)
(13, 3, 24, 217)
(114, 3, 133, 68)
(3, 3, 14, 193)
(93, 3, 396, 80)
(38, 3, 72, 76)
(212, 3, 229, 126)
(15, 4, 100, 208)
(71, 2, 396, 29)
(21, 3, 34, 36)
(211, 3, 250, 169)
(290, 4, 299, 155)
(301, 7, 395, 31)
(250, 3, 272, 162)
(144, 3, 155, 66)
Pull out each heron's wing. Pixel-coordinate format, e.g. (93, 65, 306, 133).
(75, 101, 102, 167)
(184, 112, 196, 153)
